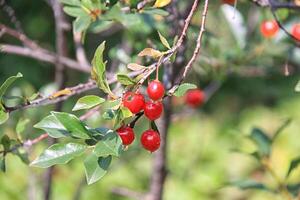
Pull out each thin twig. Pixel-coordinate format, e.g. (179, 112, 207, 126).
(169, 0, 210, 94)
(0, 44, 91, 72)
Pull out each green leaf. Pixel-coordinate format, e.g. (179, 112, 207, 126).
(0, 73, 23, 100)
(31, 143, 87, 168)
(72, 95, 105, 111)
(117, 74, 137, 86)
(249, 128, 271, 157)
(231, 180, 270, 191)
(63, 6, 85, 17)
(173, 83, 197, 97)
(51, 112, 91, 139)
(158, 31, 171, 49)
(91, 42, 115, 98)
(0, 157, 6, 172)
(1, 135, 10, 152)
(287, 183, 300, 197)
(16, 118, 30, 137)
(295, 80, 300, 92)
(59, 0, 81, 6)
(273, 118, 291, 141)
(0, 108, 9, 125)
(73, 14, 91, 33)
(13, 147, 29, 164)
(286, 156, 300, 178)
(84, 153, 112, 184)
(94, 129, 122, 157)
(143, 8, 169, 17)
(34, 115, 70, 138)
(113, 107, 133, 129)
(102, 109, 117, 120)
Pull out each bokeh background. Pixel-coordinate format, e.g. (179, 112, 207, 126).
(1, 0, 300, 200)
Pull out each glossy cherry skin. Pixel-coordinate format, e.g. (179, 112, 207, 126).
(147, 80, 165, 101)
(117, 126, 135, 145)
(291, 24, 300, 41)
(123, 92, 145, 114)
(141, 130, 160, 152)
(185, 89, 205, 108)
(260, 20, 279, 38)
(144, 101, 163, 121)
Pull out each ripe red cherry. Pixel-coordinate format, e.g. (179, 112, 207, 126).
(185, 89, 205, 108)
(260, 20, 279, 38)
(147, 80, 165, 101)
(291, 24, 300, 41)
(144, 101, 163, 121)
(117, 126, 135, 145)
(123, 92, 145, 114)
(140, 130, 160, 152)
(222, 0, 235, 5)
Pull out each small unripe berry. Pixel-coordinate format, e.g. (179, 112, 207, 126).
(291, 24, 300, 41)
(260, 20, 279, 38)
(123, 92, 145, 114)
(117, 126, 135, 145)
(141, 129, 160, 152)
(147, 80, 165, 101)
(144, 101, 163, 121)
(185, 89, 205, 108)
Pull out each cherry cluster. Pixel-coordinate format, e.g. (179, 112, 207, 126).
(260, 20, 300, 41)
(116, 80, 165, 152)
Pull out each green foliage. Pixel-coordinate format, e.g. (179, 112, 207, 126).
(230, 180, 271, 191)
(117, 74, 137, 86)
(91, 41, 115, 98)
(286, 156, 300, 178)
(93, 129, 122, 157)
(72, 95, 105, 111)
(84, 153, 112, 185)
(31, 143, 88, 168)
(173, 83, 197, 97)
(0, 73, 23, 125)
(51, 112, 91, 139)
(0, 73, 23, 100)
(249, 128, 271, 157)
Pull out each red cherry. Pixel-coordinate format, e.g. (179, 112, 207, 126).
(144, 101, 163, 121)
(222, 0, 235, 5)
(291, 24, 300, 41)
(260, 20, 279, 38)
(123, 92, 145, 114)
(140, 130, 160, 152)
(117, 126, 135, 145)
(185, 89, 205, 108)
(147, 80, 165, 101)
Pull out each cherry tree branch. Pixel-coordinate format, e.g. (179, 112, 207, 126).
(0, 44, 91, 72)
(169, 0, 209, 94)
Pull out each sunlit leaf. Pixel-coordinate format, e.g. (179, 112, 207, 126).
(93, 129, 122, 157)
(154, 0, 172, 8)
(158, 31, 171, 49)
(173, 83, 197, 97)
(84, 153, 112, 185)
(127, 63, 146, 71)
(117, 74, 137, 86)
(72, 95, 105, 111)
(91, 41, 115, 98)
(31, 143, 87, 168)
(0, 73, 23, 100)
(51, 112, 91, 139)
(138, 48, 163, 59)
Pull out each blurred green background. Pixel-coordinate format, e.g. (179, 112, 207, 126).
(1, 0, 300, 200)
